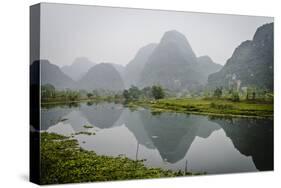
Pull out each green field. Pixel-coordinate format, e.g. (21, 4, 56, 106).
(128, 98, 273, 118)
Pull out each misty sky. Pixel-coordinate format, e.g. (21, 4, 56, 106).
(40, 3, 273, 67)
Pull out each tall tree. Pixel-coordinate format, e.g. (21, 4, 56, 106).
(152, 85, 165, 99)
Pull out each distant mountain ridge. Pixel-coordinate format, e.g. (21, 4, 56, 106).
(208, 23, 273, 90)
(34, 60, 125, 92)
(110, 63, 126, 83)
(38, 30, 223, 92)
(61, 57, 95, 81)
(197, 56, 222, 84)
(31, 60, 76, 90)
(124, 43, 157, 88)
(139, 30, 222, 91)
(37, 24, 272, 93)
(78, 63, 125, 91)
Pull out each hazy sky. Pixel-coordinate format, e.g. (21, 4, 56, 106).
(40, 3, 273, 67)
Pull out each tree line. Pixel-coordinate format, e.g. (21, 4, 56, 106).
(123, 85, 165, 101)
(210, 86, 273, 102)
(41, 84, 166, 103)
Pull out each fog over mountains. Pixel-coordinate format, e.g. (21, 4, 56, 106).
(36, 23, 273, 92)
(78, 63, 125, 91)
(124, 43, 157, 88)
(139, 30, 222, 91)
(31, 60, 75, 90)
(61, 57, 95, 81)
(197, 56, 223, 83)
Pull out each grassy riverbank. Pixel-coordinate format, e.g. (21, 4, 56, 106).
(41, 96, 273, 118)
(40, 132, 198, 185)
(127, 98, 273, 118)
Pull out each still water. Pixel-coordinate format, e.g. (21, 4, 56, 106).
(41, 102, 273, 174)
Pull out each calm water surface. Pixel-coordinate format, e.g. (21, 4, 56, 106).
(41, 102, 273, 174)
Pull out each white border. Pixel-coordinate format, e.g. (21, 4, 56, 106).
(0, 0, 279, 188)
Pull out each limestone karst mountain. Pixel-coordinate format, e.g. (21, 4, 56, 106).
(124, 43, 157, 88)
(208, 23, 273, 90)
(31, 60, 76, 90)
(139, 30, 221, 91)
(78, 63, 125, 91)
(197, 55, 222, 84)
(61, 57, 95, 81)
(110, 63, 126, 83)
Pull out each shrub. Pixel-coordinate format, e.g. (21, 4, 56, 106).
(152, 85, 165, 99)
(231, 92, 240, 102)
(213, 87, 223, 98)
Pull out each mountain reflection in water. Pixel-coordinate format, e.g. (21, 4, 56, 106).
(41, 102, 273, 174)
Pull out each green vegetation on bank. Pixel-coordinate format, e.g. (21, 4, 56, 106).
(122, 85, 273, 118)
(129, 98, 273, 118)
(41, 84, 124, 104)
(41, 132, 199, 185)
(41, 84, 273, 118)
(40, 84, 165, 105)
